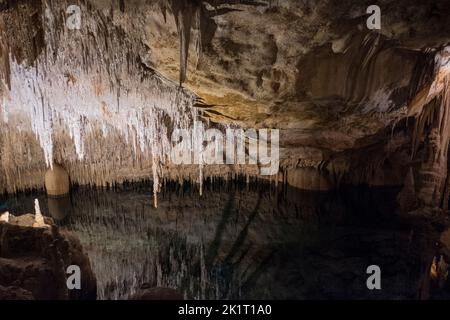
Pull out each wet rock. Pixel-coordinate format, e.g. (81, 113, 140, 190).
(0, 214, 97, 300)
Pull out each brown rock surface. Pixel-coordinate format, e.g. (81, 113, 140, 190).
(0, 214, 97, 300)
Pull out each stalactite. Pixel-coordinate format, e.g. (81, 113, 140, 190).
(0, 1, 201, 197)
(199, 163, 204, 196)
(167, 0, 202, 85)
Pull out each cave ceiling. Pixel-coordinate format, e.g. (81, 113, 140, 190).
(0, 0, 449, 206)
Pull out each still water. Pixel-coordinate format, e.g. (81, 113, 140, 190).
(3, 181, 436, 300)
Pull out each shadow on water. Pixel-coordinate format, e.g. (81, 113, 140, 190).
(205, 189, 237, 268)
(203, 190, 267, 299)
(2, 181, 440, 300)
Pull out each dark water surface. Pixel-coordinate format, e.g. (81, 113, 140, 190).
(3, 182, 436, 300)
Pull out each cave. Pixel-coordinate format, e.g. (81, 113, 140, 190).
(0, 0, 450, 302)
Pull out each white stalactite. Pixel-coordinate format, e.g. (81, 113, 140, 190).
(0, 2, 200, 202)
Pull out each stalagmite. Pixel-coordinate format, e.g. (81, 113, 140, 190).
(33, 199, 47, 228)
(0, 211, 9, 222)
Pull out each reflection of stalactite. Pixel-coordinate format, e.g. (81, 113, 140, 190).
(60, 183, 296, 299)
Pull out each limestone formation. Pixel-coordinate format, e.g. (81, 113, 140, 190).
(3, 0, 450, 301)
(430, 255, 449, 289)
(0, 212, 97, 300)
(0, 0, 448, 216)
(32, 199, 47, 228)
(44, 164, 70, 197)
(0, 211, 8, 222)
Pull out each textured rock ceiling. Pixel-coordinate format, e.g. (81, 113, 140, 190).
(0, 0, 450, 213)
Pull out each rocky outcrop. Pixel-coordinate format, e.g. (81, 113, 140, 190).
(0, 213, 97, 300)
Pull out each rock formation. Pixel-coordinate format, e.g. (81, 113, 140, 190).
(0, 1, 449, 212)
(44, 164, 70, 197)
(0, 209, 97, 300)
(0, 211, 8, 222)
(3, 0, 450, 301)
(32, 199, 47, 228)
(430, 255, 449, 289)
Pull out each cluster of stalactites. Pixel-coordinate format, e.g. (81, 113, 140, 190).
(411, 47, 450, 158)
(0, 1, 199, 206)
(407, 46, 450, 208)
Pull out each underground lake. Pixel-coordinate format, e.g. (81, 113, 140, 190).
(2, 180, 444, 300)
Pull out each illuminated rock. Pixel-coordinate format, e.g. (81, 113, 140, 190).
(45, 164, 70, 197)
(32, 199, 47, 228)
(0, 212, 9, 223)
(430, 255, 449, 289)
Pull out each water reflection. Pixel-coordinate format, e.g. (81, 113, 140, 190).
(4, 182, 437, 300)
(47, 196, 72, 222)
